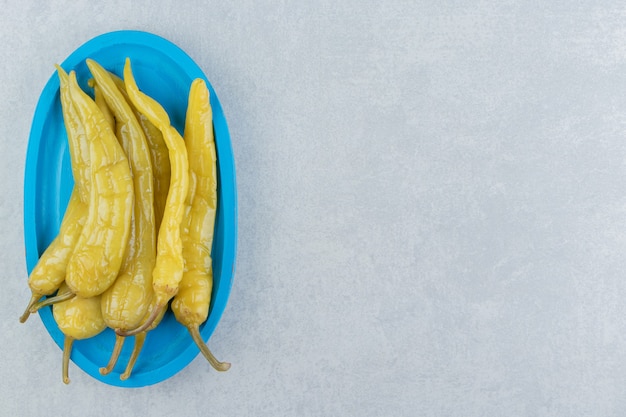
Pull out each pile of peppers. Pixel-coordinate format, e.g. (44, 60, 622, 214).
(20, 58, 230, 384)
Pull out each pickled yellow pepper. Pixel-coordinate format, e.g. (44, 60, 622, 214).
(109, 72, 171, 232)
(91, 80, 115, 131)
(53, 283, 106, 384)
(20, 67, 90, 322)
(85, 59, 156, 374)
(172, 79, 229, 371)
(117, 58, 189, 336)
(102, 69, 172, 379)
(64, 71, 134, 298)
(137, 107, 171, 233)
(101, 68, 172, 378)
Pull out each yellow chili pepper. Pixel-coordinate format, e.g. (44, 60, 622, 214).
(117, 58, 189, 336)
(109, 71, 171, 232)
(20, 67, 90, 322)
(90, 79, 115, 131)
(59, 68, 91, 204)
(138, 108, 171, 233)
(52, 283, 106, 384)
(85, 59, 156, 374)
(171, 79, 229, 372)
(63, 70, 134, 298)
(102, 68, 173, 378)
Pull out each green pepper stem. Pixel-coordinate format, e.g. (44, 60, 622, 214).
(63, 336, 75, 384)
(19, 293, 42, 323)
(187, 325, 231, 372)
(30, 291, 76, 313)
(120, 332, 146, 381)
(100, 334, 125, 375)
(115, 305, 163, 337)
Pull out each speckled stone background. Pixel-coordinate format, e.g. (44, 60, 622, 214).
(3, 1, 626, 416)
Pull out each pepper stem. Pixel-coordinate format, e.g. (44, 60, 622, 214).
(63, 336, 75, 384)
(19, 293, 41, 323)
(187, 325, 231, 372)
(115, 305, 163, 337)
(120, 332, 146, 380)
(30, 291, 76, 313)
(100, 334, 125, 375)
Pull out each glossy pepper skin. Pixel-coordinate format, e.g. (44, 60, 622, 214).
(171, 79, 229, 371)
(103, 68, 172, 379)
(19, 67, 90, 322)
(117, 58, 189, 336)
(137, 106, 171, 233)
(92, 80, 115, 131)
(109, 71, 171, 233)
(64, 71, 134, 298)
(86, 59, 157, 376)
(53, 283, 106, 384)
(87, 59, 156, 331)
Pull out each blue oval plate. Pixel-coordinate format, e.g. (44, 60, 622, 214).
(23, 30, 237, 387)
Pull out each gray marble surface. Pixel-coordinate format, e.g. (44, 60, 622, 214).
(3, 1, 626, 416)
